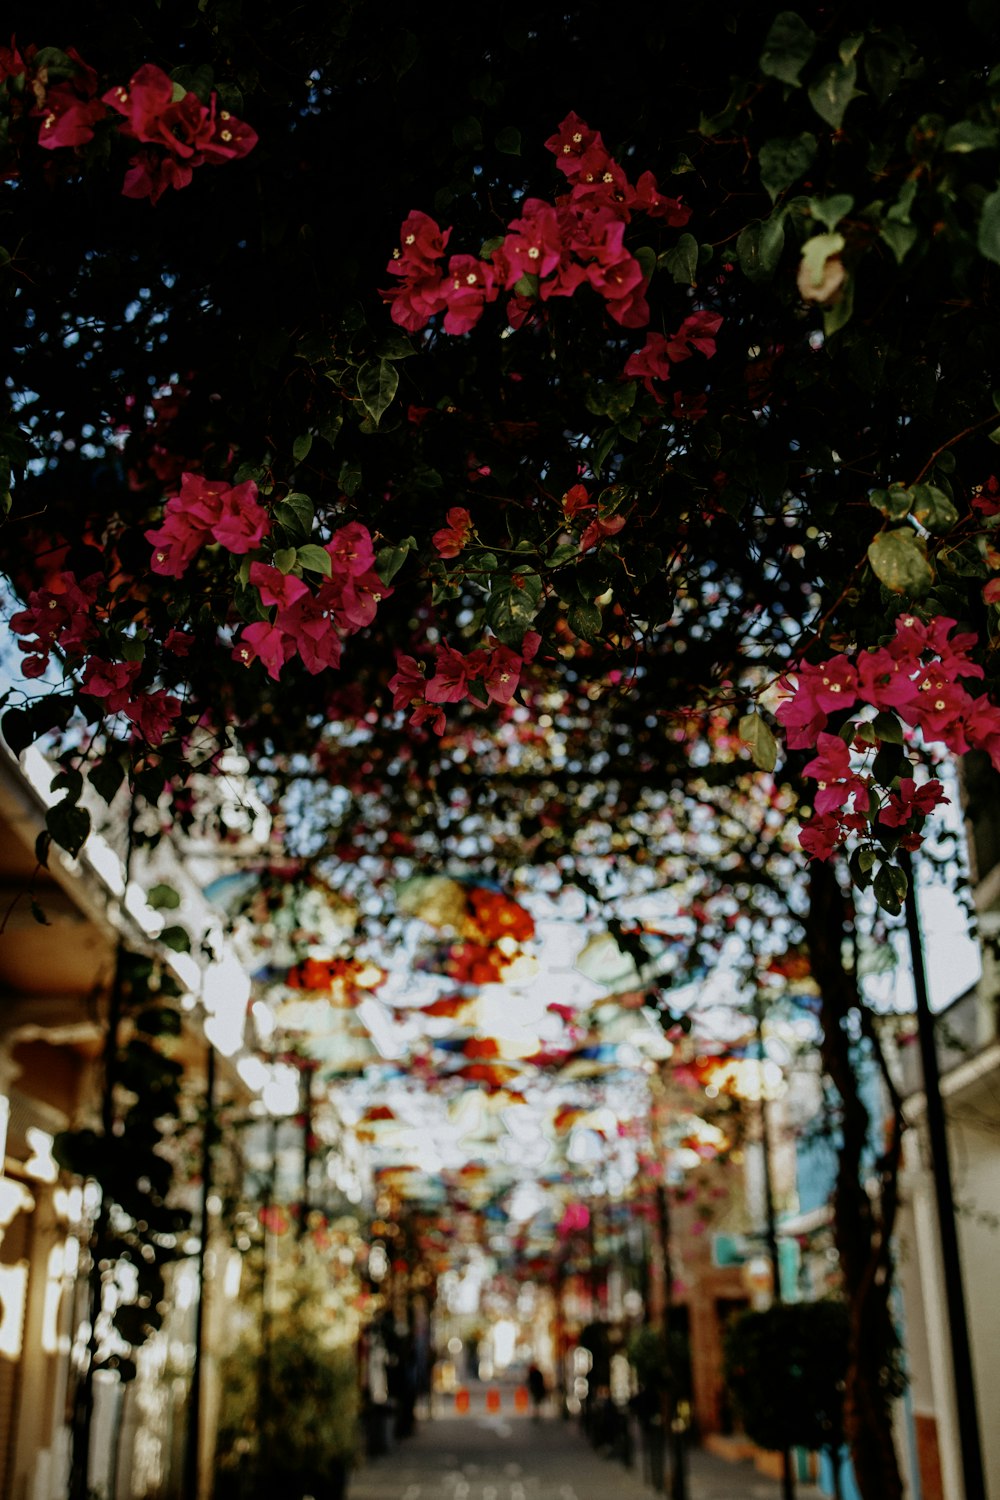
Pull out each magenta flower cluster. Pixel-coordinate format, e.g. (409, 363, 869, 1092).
(383, 112, 692, 336)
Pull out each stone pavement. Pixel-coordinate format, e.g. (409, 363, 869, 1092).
(349, 1404, 825, 1500)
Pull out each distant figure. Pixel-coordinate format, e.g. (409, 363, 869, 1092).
(527, 1363, 547, 1421)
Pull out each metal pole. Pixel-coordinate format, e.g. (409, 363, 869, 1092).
(299, 1063, 313, 1238)
(754, 988, 795, 1500)
(902, 853, 986, 1500)
(651, 1068, 688, 1500)
(184, 1041, 216, 1500)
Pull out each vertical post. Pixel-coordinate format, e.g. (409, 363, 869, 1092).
(299, 1063, 313, 1238)
(257, 1113, 279, 1468)
(902, 853, 986, 1500)
(69, 805, 137, 1500)
(184, 1041, 216, 1500)
(754, 987, 795, 1500)
(651, 1068, 687, 1500)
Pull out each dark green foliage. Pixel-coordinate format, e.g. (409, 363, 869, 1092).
(723, 1300, 850, 1453)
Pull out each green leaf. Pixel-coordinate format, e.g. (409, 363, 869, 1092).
(849, 846, 874, 890)
(512, 272, 540, 299)
(375, 538, 415, 584)
(292, 432, 313, 464)
(989, 426, 1000, 445)
(978, 189, 1000, 265)
(734, 219, 791, 283)
(46, 799, 90, 859)
(872, 711, 904, 745)
(357, 358, 399, 426)
(799, 232, 845, 292)
(338, 460, 363, 497)
(880, 218, 918, 264)
(88, 756, 126, 805)
(873, 861, 908, 917)
(943, 121, 998, 153)
(699, 81, 751, 137)
(809, 194, 854, 232)
(159, 925, 192, 954)
(2, 707, 34, 755)
(568, 601, 603, 642)
(823, 272, 854, 337)
(738, 712, 778, 773)
(373, 334, 416, 360)
(452, 115, 483, 150)
(495, 125, 521, 155)
(759, 133, 817, 202)
(635, 245, 657, 282)
(867, 529, 933, 596)
(296, 543, 333, 577)
(485, 571, 543, 644)
(51, 766, 83, 802)
(273, 491, 314, 540)
(759, 12, 817, 86)
(661, 233, 699, 285)
(147, 883, 182, 910)
(909, 483, 959, 534)
(590, 427, 618, 476)
(869, 484, 913, 521)
(808, 59, 858, 130)
(272, 548, 297, 574)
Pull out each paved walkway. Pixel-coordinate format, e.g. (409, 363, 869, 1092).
(350, 1404, 825, 1500)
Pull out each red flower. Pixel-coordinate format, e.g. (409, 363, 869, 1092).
(801, 732, 867, 814)
(388, 654, 427, 711)
(433, 506, 473, 558)
(388, 210, 451, 276)
(580, 512, 626, 552)
(624, 332, 672, 399)
(212, 481, 270, 553)
(82, 658, 141, 713)
(544, 112, 602, 177)
(426, 643, 475, 704)
(879, 778, 949, 828)
(124, 690, 181, 745)
(562, 484, 593, 519)
(249, 562, 310, 610)
(234, 622, 293, 680)
(798, 812, 846, 861)
(442, 255, 496, 334)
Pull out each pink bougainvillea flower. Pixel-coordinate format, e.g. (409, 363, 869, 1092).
(483, 644, 525, 704)
(387, 653, 427, 712)
(409, 701, 447, 735)
(442, 255, 496, 334)
(212, 480, 271, 552)
(502, 200, 565, 286)
(624, 332, 672, 399)
(387, 210, 451, 276)
(248, 562, 310, 611)
(326, 522, 376, 578)
(801, 732, 867, 815)
(631, 170, 691, 225)
(426, 643, 475, 704)
(580, 512, 626, 552)
(233, 621, 294, 681)
(82, 658, 141, 713)
(562, 484, 593, 519)
(665, 310, 724, 361)
(10, 569, 101, 669)
(103, 64, 256, 202)
(433, 506, 474, 558)
(798, 812, 846, 861)
(879, 777, 948, 828)
(123, 690, 181, 745)
(336, 569, 392, 630)
(162, 628, 194, 656)
(544, 112, 602, 177)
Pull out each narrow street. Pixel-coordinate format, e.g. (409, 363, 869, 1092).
(350, 1402, 824, 1500)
